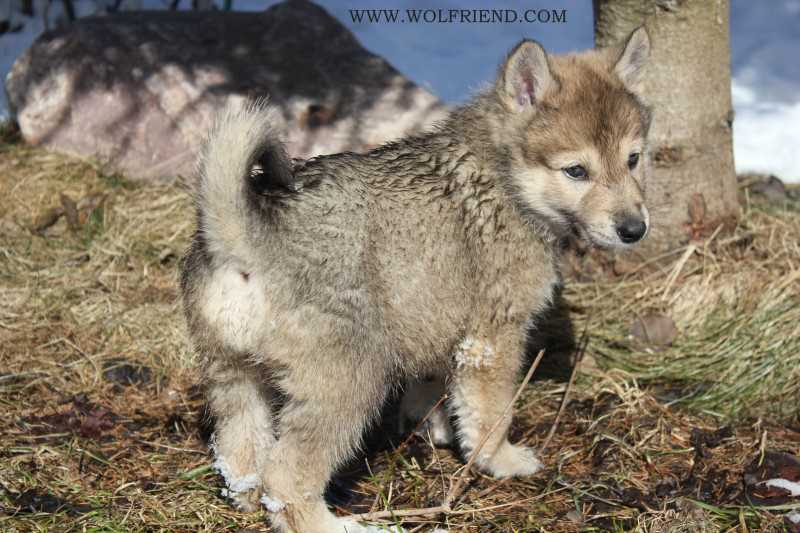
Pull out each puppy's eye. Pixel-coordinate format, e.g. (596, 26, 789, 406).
(563, 165, 588, 180)
(628, 152, 640, 170)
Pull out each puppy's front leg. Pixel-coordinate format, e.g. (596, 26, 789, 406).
(449, 328, 543, 478)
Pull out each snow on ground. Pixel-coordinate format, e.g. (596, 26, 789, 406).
(729, 0, 800, 181)
(0, 0, 797, 181)
(732, 82, 800, 181)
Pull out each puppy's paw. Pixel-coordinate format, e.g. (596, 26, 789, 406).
(233, 491, 262, 513)
(216, 468, 261, 512)
(212, 444, 263, 512)
(479, 442, 543, 479)
(222, 483, 262, 512)
(426, 413, 454, 447)
(403, 413, 454, 448)
(398, 377, 450, 447)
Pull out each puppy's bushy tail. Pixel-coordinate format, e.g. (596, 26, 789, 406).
(196, 98, 292, 263)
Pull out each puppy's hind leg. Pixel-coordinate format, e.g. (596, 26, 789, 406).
(261, 349, 388, 533)
(206, 360, 276, 512)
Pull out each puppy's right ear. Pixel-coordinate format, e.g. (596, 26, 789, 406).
(499, 39, 557, 113)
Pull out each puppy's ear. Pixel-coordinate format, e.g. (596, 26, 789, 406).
(614, 26, 650, 92)
(499, 39, 557, 112)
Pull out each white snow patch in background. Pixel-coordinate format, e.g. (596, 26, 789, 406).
(1, 0, 799, 181)
(732, 81, 800, 182)
(728, 0, 800, 182)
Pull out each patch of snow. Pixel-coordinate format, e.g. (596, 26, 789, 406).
(787, 510, 800, 524)
(725, 0, 800, 182)
(732, 80, 800, 183)
(763, 477, 800, 497)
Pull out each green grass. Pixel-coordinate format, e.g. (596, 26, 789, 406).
(570, 200, 800, 423)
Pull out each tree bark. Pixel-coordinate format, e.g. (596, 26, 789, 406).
(593, 0, 738, 253)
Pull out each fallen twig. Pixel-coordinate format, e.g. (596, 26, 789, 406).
(539, 328, 589, 453)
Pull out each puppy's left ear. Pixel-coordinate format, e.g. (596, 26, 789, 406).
(499, 39, 558, 113)
(614, 26, 650, 92)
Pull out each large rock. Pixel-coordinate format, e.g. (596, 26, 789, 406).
(5, 0, 447, 181)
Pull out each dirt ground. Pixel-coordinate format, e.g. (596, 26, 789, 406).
(1, 136, 799, 532)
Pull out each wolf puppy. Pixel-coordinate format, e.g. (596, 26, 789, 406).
(181, 28, 651, 532)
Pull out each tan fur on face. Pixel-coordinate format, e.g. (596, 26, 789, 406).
(499, 49, 652, 247)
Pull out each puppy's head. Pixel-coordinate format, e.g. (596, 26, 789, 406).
(494, 28, 652, 248)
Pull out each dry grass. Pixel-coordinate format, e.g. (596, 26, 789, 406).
(574, 189, 800, 421)
(1, 136, 798, 532)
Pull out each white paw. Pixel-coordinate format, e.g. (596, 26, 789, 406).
(479, 442, 544, 479)
(399, 377, 450, 447)
(213, 457, 261, 511)
(260, 494, 286, 513)
(417, 407, 453, 447)
(427, 416, 454, 447)
(224, 488, 261, 512)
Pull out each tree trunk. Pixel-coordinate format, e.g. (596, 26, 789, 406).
(593, 0, 738, 253)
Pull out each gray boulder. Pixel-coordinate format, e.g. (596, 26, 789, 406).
(5, 0, 447, 181)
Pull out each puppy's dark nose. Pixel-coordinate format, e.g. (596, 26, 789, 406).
(615, 217, 647, 243)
